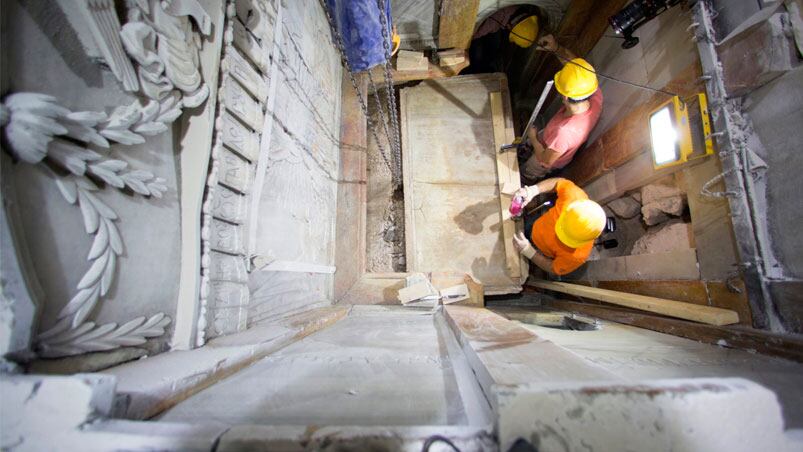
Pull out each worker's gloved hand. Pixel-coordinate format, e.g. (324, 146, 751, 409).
(537, 34, 558, 52)
(514, 185, 540, 206)
(513, 231, 536, 259)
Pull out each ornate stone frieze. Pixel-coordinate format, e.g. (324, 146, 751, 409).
(198, 0, 282, 346)
(1, 0, 215, 358)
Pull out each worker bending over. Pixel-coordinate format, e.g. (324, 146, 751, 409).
(512, 178, 606, 275)
(522, 35, 603, 182)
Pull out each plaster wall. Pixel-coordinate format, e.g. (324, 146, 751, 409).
(248, 0, 343, 319)
(0, 2, 181, 351)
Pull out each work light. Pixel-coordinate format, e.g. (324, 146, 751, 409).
(648, 94, 713, 169)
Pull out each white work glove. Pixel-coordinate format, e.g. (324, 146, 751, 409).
(514, 185, 540, 207)
(513, 231, 536, 259)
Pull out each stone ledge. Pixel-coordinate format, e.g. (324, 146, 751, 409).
(102, 306, 349, 420)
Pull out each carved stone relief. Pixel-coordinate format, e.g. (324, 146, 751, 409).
(198, 0, 282, 345)
(1, 0, 213, 358)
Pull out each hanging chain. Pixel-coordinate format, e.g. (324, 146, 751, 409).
(317, 0, 400, 186)
(366, 69, 395, 174)
(376, 0, 403, 183)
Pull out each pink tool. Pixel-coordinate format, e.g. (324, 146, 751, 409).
(509, 196, 525, 218)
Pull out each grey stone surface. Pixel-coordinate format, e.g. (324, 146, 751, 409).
(1, 0, 181, 353)
(607, 196, 641, 219)
(498, 378, 799, 452)
(1, 373, 117, 450)
(158, 307, 484, 426)
(249, 0, 342, 316)
(747, 66, 803, 279)
(631, 220, 693, 255)
(523, 319, 803, 428)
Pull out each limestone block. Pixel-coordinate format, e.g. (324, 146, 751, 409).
(497, 378, 797, 452)
(396, 50, 428, 72)
(210, 219, 245, 255)
(641, 180, 683, 204)
(224, 48, 268, 101)
(218, 147, 253, 194)
(212, 185, 248, 224)
(220, 111, 260, 162)
(1, 374, 116, 450)
(631, 220, 693, 255)
(607, 196, 641, 219)
(209, 252, 249, 283)
(232, 19, 268, 72)
(641, 179, 687, 225)
(641, 203, 670, 225)
(223, 79, 264, 130)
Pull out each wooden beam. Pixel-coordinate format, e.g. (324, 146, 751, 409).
(369, 51, 470, 85)
(540, 299, 803, 363)
(490, 92, 520, 279)
(531, 280, 740, 326)
(438, 0, 480, 50)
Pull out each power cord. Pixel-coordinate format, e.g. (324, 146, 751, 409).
(485, 15, 679, 97)
(421, 435, 461, 452)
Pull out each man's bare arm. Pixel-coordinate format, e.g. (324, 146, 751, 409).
(537, 34, 578, 62)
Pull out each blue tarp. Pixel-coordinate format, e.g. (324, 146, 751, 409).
(325, 0, 393, 72)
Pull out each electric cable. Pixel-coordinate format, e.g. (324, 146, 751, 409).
(421, 435, 461, 452)
(485, 15, 679, 97)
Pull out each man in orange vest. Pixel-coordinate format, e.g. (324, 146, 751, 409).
(512, 177, 606, 275)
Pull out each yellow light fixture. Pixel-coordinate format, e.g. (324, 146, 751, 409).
(648, 93, 714, 169)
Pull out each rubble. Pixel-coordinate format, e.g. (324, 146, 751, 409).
(631, 220, 693, 255)
(607, 196, 641, 219)
(640, 179, 688, 226)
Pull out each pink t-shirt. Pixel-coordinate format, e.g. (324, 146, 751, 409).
(538, 89, 604, 169)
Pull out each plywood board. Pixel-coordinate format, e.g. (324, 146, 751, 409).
(402, 74, 523, 294)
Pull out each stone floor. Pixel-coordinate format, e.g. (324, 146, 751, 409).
(510, 315, 803, 429)
(158, 306, 487, 426)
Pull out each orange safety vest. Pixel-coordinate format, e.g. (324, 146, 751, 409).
(530, 179, 594, 275)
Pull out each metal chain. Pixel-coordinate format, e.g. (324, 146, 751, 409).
(317, 0, 396, 182)
(375, 0, 403, 183)
(366, 69, 396, 177)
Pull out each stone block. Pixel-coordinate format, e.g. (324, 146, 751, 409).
(631, 220, 693, 255)
(607, 195, 641, 219)
(1, 374, 116, 450)
(497, 378, 797, 452)
(720, 13, 799, 97)
(641, 203, 670, 225)
(641, 179, 683, 204)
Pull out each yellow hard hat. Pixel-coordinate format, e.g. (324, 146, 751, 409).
(509, 16, 538, 48)
(554, 58, 599, 100)
(554, 199, 606, 248)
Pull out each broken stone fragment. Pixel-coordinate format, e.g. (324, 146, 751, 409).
(607, 196, 641, 219)
(640, 180, 687, 225)
(641, 182, 683, 205)
(631, 220, 693, 255)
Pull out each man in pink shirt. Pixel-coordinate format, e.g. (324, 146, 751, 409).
(522, 35, 604, 182)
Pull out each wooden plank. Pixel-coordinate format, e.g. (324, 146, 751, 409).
(531, 280, 740, 326)
(438, 0, 480, 50)
(598, 279, 752, 326)
(540, 299, 803, 363)
(369, 51, 470, 85)
(490, 92, 520, 279)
